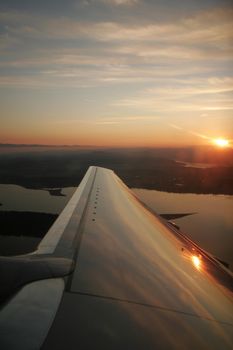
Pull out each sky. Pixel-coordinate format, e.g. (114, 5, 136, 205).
(0, 0, 232, 147)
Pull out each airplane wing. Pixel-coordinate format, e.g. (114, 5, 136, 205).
(0, 166, 232, 349)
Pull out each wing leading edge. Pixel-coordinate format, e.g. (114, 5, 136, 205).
(0, 166, 232, 349)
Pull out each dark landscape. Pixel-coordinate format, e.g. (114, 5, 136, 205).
(0, 144, 233, 194)
(0, 211, 57, 255)
(0, 211, 58, 238)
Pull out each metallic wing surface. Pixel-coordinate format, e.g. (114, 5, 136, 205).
(0, 166, 232, 349)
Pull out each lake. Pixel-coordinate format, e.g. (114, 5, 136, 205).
(133, 189, 233, 270)
(0, 184, 232, 270)
(0, 184, 75, 214)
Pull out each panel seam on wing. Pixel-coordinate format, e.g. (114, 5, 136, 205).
(67, 290, 233, 327)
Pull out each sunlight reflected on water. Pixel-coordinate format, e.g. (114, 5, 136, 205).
(133, 189, 233, 271)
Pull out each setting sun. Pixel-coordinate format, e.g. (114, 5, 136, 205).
(214, 138, 229, 148)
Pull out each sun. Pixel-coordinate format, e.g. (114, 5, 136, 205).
(213, 138, 229, 148)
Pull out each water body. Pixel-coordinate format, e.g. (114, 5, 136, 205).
(0, 184, 76, 214)
(133, 189, 233, 270)
(0, 184, 232, 270)
(175, 160, 217, 169)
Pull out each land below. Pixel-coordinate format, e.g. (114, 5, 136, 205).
(0, 210, 58, 237)
(0, 211, 58, 255)
(0, 144, 233, 194)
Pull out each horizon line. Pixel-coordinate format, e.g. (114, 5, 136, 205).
(0, 142, 219, 149)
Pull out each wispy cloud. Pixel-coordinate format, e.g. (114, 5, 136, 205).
(99, 0, 139, 5)
(95, 115, 159, 124)
(189, 131, 211, 140)
(0, 6, 232, 92)
(79, 0, 139, 6)
(1, 7, 232, 45)
(168, 123, 215, 144)
(114, 76, 233, 112)
(169, 124, 183, 131)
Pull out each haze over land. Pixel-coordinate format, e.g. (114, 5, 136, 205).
(0, 145, 232, 194)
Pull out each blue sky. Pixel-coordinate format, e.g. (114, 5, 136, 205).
(0, 0, 232, 146)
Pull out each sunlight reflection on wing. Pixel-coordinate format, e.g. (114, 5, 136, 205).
(191, 255, 201, 270)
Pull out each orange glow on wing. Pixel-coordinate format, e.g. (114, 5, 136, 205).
(191, 255, 201, 270)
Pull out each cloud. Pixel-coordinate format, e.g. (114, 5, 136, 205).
(114, 76, 233, 112)
(1, 7, 232, 44)
(0, 6, 232, 105)
(77, 0, 139, 6)
(95, 115, 159, 124)
(146, 77, 233, 96)
(169, 124, 183, 131)
(51, 115, 159, 126)
(99, 0, 139, 5)
(0, 5, 232, 85)
(168, 123, 213, 142)
(114, 96, 233, 113)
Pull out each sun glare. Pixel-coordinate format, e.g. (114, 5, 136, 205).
(214, 138, 229, 148)
(191, 255, 201, 269)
